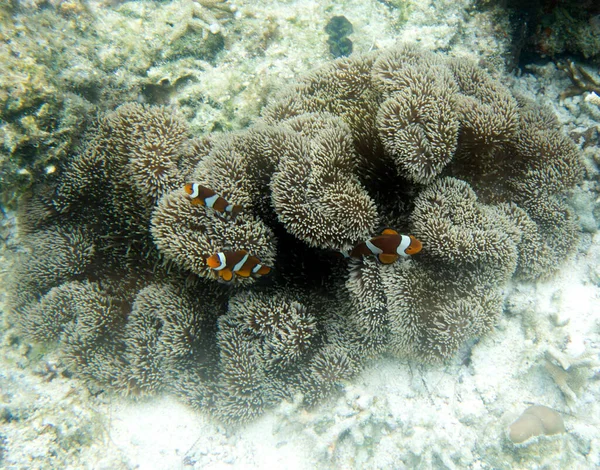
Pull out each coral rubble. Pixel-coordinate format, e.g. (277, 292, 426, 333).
(9, 44, 583, 423)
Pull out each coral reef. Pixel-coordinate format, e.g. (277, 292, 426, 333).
(0, 0, 231, 207)
(557, 60, 600, 99)
(9, 43, 583, 423)
(529, 2, 600, 60)
(486, 0, 600, 63)
(0, 2, 98, 207)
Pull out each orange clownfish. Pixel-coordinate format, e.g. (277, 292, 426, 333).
(206, 250, 271, 282)
(348, 228, 422, 264)
(184, 183, 242, 218)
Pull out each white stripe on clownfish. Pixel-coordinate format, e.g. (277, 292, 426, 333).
(252, 263, 264, 274)
(346, 228, 423, 265)
(189, 183, 201, 199)
(206, 250, 272, 282)
(204, 193, 220, 209)
(396, 235, 412, 257)
(183, 183, 243, 218)
(212, 252, 227, 271)
(365, 239, 383, 255)
(232, 253, 250, 273)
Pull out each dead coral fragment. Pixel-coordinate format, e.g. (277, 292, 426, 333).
(585, 91, 600, 107)
(509, 405, 566, 444)
(557, 60, 600, 99)
(168, 0, 236, 41)
(544, 346, 600, 405)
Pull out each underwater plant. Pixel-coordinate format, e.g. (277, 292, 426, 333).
(9, 44, 583, 423)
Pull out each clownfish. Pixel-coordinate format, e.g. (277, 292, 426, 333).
(348, 228, 422, 264)
(206, 250, 271, 282)
(184, 183, 242, 218)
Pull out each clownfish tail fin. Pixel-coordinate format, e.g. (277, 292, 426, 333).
(231, 204, 243, 218)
